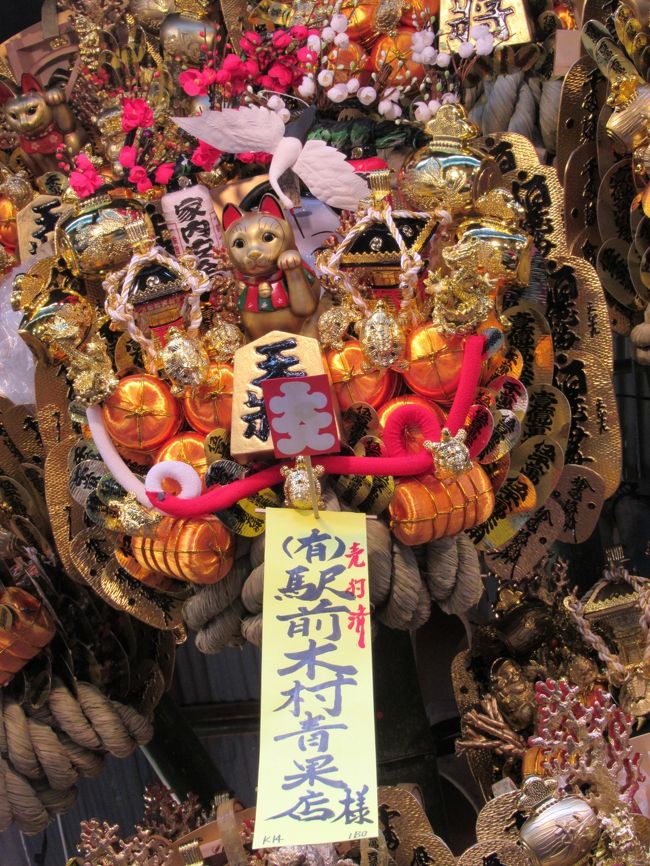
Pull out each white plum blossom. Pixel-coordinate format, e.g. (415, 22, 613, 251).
(470, 24, 491, 40)
(327, 83, 349, 102)
(427, 98, 441, 114)
(298, 75, 316, 97)
(414, 101, 432, 122)
(421, 46, 438, 64)
(457, 40, 474, 59)
(436, 51, 451, 67)
(346, 77, 360, 94)
(330, 13, 349, 33)
(334, 32, 350, 48)
(307, 34, 321, 51)
(378, 97, 402, 119)
(357, 85, 377, 105)
(317, 68, 334, 87)
(267, 95, 285, 111)
(441, 92, 459, 104)
(474, 34, 494, 55)
(321, 26, 335, 42)
(411, 29, 435, 50)
(278, 108, 291, 122)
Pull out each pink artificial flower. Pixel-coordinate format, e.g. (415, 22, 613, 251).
(75, 153, 95, 172)
(118, 145, 138, 169)
(215, 68, 231, 84)
(240, 31, 262, 55)
(122, 98, 154, 132)
(297, 46, 317, 64)
(236, 151, 272, 165)
(179, 68, 205, 96)
(243, 59, 260, 78)
(272, 30, 293, 49)
(191, 141, 223, 170)
(154, 162, 175, 185)
(290, 24, 308, 40)
(267, 62, 293, 89)
(203, 68, 218, 86)
(179, 67, 219, 96)
(69, 169, 102, 199)
(128, 165, 153, 192)
(222, 53, 245, 73)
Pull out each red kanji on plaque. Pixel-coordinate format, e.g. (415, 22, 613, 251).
(261, 375, 340, 459)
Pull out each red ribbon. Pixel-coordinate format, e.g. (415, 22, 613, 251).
(147, 334, 485, 518)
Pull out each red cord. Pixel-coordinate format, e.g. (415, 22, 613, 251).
(147, 334, 486, 518)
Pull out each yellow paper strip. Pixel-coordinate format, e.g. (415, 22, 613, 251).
(254, 509, 378, 849)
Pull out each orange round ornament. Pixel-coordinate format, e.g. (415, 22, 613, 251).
(402, 324, 465, 404)
(103, 374, 182, 452)
(378, 395, 446, 452)
(327, 340, 397, 411)
(116, 442, 155, 469)
(155, 432, 209, 494)
(328, 40, 370, 84)
(400, 0, 439, 28)
(0, 196, 17, 253)
(370, 29, 425, 88)
(131, 515, 234, 585)
(183, 362, 234, 435)
(342, 0, 378, 44)
(389, 465, 494, 545)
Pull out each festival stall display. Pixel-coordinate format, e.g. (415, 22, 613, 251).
(0, 0, 647, 863)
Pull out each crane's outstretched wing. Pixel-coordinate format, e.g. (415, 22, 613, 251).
(172, 106, 285, 154)
(293, 140, 370, 210)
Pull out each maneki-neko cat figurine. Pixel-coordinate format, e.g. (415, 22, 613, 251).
(221, 194, 320, 341)
(0, 74, 86, 176)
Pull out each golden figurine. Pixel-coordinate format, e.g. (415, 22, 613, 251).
(489, 658, 536, 732)
(424, 428, 472, 479)
(0, 74, 87, 177)
(281, 456, 325, 510)
(221, 195, 320, 342)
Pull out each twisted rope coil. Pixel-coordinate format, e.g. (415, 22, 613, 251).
(0, 680, 152, 835)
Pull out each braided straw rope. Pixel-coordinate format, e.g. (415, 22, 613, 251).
(0, 680, 152, 834)
(185, 488, 483, 651)
(103, 246, 209, 367)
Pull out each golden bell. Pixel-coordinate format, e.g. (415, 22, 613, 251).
(398, 105, 501, 215)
